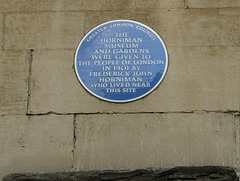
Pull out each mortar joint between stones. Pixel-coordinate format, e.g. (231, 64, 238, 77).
(26, 49, 34, 115)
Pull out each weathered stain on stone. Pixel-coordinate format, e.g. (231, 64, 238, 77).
(2, 167, 238, 181)
(185, 0, 240, 8)
(0, 50, 29, 115)
(0, 115, 74, 181)
(4, 12, 84, 49)
(146, 8, 240, 46)
(73, 113, 237, 170)
(0, 0, 184, 12)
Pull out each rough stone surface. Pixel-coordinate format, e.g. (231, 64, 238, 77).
(0, 50, 29, 115)
(186, 0, 240, 8)
(4, 12, 84, 49)
(29, 47, 240, 114)
(0, 115, 74, 181)
(1, 0, 240, 179)
(148, 46, 240, 112)
(0, 14, 3, 49)
(29, 49, 151, 114)
(2, 167, 238, 181)
(0, 0, 184, 12)
(84, 11, 149, 34)
(128, 0, 184, 10)
(74, 113, 237, 170)
(29, 49, 89, 114)
(7, 8, 237, 48)
(146, 8, 240, 46)
(83, 9, 240, 46)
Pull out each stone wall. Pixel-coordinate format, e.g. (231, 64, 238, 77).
(0, 0, 239, 180)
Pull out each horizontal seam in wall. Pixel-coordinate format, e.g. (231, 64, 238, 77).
(2, 7, 240, 14)
(22, 110, 240, 117)
(185, 7, 240, 10)
(0, 8, 187, 14)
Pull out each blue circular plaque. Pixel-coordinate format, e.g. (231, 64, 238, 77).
(75, 20, 168, 103)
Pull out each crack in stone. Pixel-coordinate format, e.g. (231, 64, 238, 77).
(26, 111, 76, 116)
(72, 114, 77, 170)
(1, 13, 6, 50)
(25, 110, 240, 116)
(26, 49, 33, 115)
